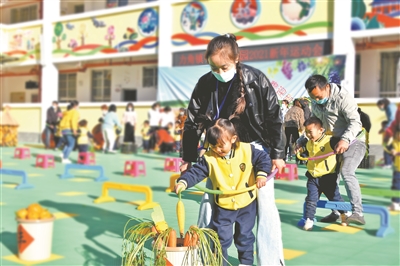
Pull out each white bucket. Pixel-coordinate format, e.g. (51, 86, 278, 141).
(16, 216, 55, 261)
(157, 238, 202, 266)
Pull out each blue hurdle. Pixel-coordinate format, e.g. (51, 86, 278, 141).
(297, 200, 394, 237)
(0, 169, 34, 189)
(60, 164, 109, 182)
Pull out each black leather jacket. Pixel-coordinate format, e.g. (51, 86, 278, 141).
(182, 63, 285, 162)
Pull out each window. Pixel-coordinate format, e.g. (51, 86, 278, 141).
(59, 73, 77, 102)
(380, 52, 400, 98)
(11, 5, 37, 24)
(91, 70, 111, 102)
(143, 67, 157, 87)
(74, 4, 84, 14)
(354, 54, 360, 98)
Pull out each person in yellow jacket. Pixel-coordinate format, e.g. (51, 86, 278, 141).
(58, 100, 79, 163)
(296, 117, 347, 231)
(175, 118, 271, 266)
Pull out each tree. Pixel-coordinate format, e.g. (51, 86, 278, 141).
(52, 22, 66, 50)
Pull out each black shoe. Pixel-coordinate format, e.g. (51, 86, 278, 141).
(346, 213, 366, 225)
(320, 212, 339, 223)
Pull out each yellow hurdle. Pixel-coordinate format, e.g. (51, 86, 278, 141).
(94, 182, 159, 210)
(165, 173, 180, 192)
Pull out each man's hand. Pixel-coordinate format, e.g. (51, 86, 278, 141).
(334, 140, 349, 154)
(180, 161, 192, 173)
(175, 182, 186, 194)
(272, 159, 285, 174)
(256, 178, 267, 188)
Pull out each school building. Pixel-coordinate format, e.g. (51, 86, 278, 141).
(0, 0, 399, 156)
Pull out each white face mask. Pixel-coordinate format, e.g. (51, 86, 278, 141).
(128, 107, 132, 111)
(179, 111, 184, 116)
(212, 68, 236, 83)
(102, 110, 107, 115)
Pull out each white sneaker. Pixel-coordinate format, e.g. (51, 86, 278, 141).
(388, 202, 400, 211)
(303, 218, 314, 231)
(62, 159, 72, 164)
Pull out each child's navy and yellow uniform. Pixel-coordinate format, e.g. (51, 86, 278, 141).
(389, 140, 400, 203)
(303, 133, 346, 220)
(178, 142, 271, 265)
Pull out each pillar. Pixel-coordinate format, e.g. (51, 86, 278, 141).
(41, 0, 60, 129)
(333, 0, 355, 95)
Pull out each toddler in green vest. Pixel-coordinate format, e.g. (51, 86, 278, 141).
(175, 118, 272, 266)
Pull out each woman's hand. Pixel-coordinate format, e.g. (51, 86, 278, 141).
(272, 159, 285, 174)
(180, 161, 192, 173)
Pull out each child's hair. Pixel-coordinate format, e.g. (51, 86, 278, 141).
(206, 118, 238, 146)
(143, 120, 149, 125)
(304, 117, 323, 128)
(381, 120, 388, 128)
(101, 104, 108, 111)
(167, 122, 173, 127)
(78, 119, 88, 127)
(282, 99, 289, 105)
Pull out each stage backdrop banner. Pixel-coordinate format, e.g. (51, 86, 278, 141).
(158, 54, 346, 107)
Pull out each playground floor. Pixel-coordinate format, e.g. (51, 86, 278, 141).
(1, 145, 399, 266)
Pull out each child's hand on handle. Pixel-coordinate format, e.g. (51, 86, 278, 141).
(175, 182, 186, 195)
(256, 178, 267, 188)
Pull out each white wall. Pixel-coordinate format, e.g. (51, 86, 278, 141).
(358, 47, 400, 98)
(73, 64, 157, 102)
(1, 76, 39, 103)
(359, 50, 380, 98)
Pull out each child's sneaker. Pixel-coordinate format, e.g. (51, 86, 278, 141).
(340, 213, 348, 226)
(388, 202, 400, 211)
(303, 218, 314, 231)
(62, 159, 72, 164)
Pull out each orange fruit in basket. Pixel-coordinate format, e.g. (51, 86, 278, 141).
(39, 210, 52, 219)
(27, 212, 40, 220)
(27, 203, 42, 214)
(16, 208, 28, 219)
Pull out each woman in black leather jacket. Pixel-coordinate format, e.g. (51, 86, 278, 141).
(180, 33, 285, 266)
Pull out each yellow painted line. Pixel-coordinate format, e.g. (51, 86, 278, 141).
(53, 212, 78, 220)
(3, 254, 63, 265)
(3, 152, 12, 155)
(57, 191, 86, 196)
(283, 248, 306, 260)
(322, 224, 363, 234)
(275, 199, 298, 204)
(188, 191, 204, 195)
(68, 178, 92, 182)
(371, 178, 392, 182)
(2, 184, 17, 188)
(28, 174, 43, 177)
(390, 210, 400, 216)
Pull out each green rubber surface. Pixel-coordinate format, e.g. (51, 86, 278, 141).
(1, 145, 399, 265)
